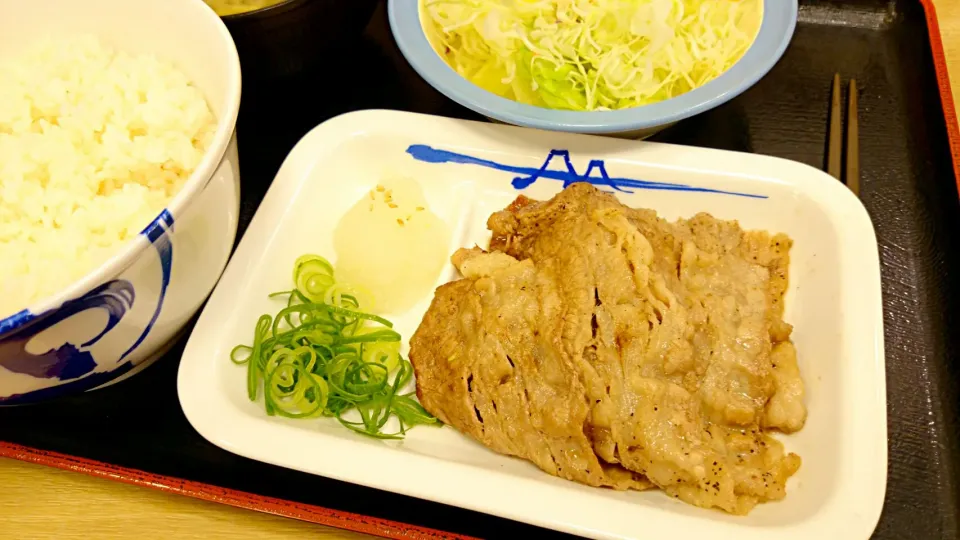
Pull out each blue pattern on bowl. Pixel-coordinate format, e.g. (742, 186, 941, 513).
(0, 209, 175, 404)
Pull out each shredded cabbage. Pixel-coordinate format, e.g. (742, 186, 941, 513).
(422, 0, 763, 111)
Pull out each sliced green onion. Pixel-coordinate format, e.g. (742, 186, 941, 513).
(233, 254, 440, 439)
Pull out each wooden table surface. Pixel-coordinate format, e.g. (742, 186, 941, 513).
(2, 2, 959, 539)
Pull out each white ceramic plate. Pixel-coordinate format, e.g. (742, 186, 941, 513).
(178, 110, 886, 540)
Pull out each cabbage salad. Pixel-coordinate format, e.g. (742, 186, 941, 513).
(422, 0, 763, 111)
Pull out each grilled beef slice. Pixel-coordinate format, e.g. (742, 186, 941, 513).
(410, 184, 805, 514)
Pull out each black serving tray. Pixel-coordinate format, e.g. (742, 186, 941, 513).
(2, 1, 959, 538)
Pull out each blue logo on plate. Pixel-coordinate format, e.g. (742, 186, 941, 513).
(405, 145, 765, 199)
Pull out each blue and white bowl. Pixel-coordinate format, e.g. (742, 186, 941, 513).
(0, 0, 242, 404)
(389, 0, 798, 138)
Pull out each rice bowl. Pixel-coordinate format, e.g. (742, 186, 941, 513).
(0, 0, 241, 404)
(0, 35, 217, 320)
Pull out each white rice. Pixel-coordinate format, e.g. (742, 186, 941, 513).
(0, 35, 216, 320)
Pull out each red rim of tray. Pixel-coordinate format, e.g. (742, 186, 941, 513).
(1, 2, 958, 538)
(0, 442, 475, 540)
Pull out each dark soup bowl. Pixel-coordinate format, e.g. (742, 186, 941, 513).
(217, 0, 379, 79)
